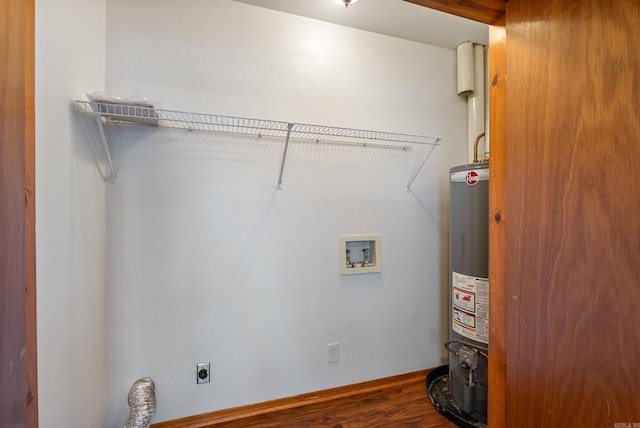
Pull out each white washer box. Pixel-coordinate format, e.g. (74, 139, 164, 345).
(339, 234, 382, 275)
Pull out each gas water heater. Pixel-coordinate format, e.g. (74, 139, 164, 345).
(448, 162, 489, 422)
(427, 161, 489, 427)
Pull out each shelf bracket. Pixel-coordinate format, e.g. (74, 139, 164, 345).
(276, 122, 294, 189)
(406, 137, 440, 191)
(74, 101, 118, 183)
(92, 110, 117, 183)
(85, 106, 117, 183)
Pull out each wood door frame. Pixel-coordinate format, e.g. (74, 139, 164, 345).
(0, 0, 37, 426)
(404, 3, 509, 426)
(487, 15, 506, 428)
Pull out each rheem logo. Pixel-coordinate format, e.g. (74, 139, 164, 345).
(466, 171, 479, 185)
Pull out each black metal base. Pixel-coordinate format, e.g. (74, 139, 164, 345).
(425, 365, 487, 428)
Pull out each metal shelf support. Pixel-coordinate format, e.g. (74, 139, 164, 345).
(277, 123, 294, 189)
(406, 139, 440, 191)
(92, 109, 117, 182)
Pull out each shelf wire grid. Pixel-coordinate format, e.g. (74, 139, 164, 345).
(75, 100, 441, 148)
(74, 100, 442, 188)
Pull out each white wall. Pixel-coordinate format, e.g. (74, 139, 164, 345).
(35, 0, 107, 426)
(105, 0, 468, 424)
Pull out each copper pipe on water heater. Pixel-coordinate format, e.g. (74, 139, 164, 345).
(473, 132, 486, 163)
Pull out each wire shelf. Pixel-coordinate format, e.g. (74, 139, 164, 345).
(74, 100, 441, 187)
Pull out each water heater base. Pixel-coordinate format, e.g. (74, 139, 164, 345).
(425, 365, 486, 428)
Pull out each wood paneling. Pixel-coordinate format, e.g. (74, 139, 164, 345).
(504, 0, 640, 426)
(0, 0, 37, 426)
(403, 0, 506, 24)
(152, 370, 454, 428)
(487, 14, 506, 428)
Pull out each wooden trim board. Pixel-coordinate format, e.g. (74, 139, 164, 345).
(487, 13, 506, 428)
(0, 0, 37, 426)
(151, 369, 430, 428)
(403, 0, 506, 24)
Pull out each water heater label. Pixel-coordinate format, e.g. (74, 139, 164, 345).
(452, 271, 489, 344)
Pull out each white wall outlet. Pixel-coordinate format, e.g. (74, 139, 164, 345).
(197, 362, 210, 384)
(327, 343, 340, 364)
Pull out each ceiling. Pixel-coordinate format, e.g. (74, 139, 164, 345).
(231, 0, 488, 50)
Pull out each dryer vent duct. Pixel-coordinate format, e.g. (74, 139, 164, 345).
(124, 377, 156, 428)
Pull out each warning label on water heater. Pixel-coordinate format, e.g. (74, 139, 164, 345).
(452, 271, 489, 344)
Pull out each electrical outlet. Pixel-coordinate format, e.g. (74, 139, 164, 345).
(197, 362, 210, 384)
(327, 343, 340, 364)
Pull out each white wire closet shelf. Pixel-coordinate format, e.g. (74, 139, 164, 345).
(74, 100, 442, 188)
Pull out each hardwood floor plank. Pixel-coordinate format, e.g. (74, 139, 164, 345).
(206, 375, 454, 427)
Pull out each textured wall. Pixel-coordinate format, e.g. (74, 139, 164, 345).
(105, 0, 470, 424)
(35, 0, 107, 426)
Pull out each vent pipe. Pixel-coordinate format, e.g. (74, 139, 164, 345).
(457, 42, 487, 163)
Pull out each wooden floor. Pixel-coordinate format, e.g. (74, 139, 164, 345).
(209, 374, 456, 428)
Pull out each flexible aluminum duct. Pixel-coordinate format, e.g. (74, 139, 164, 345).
(124, 377, 156, 428)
